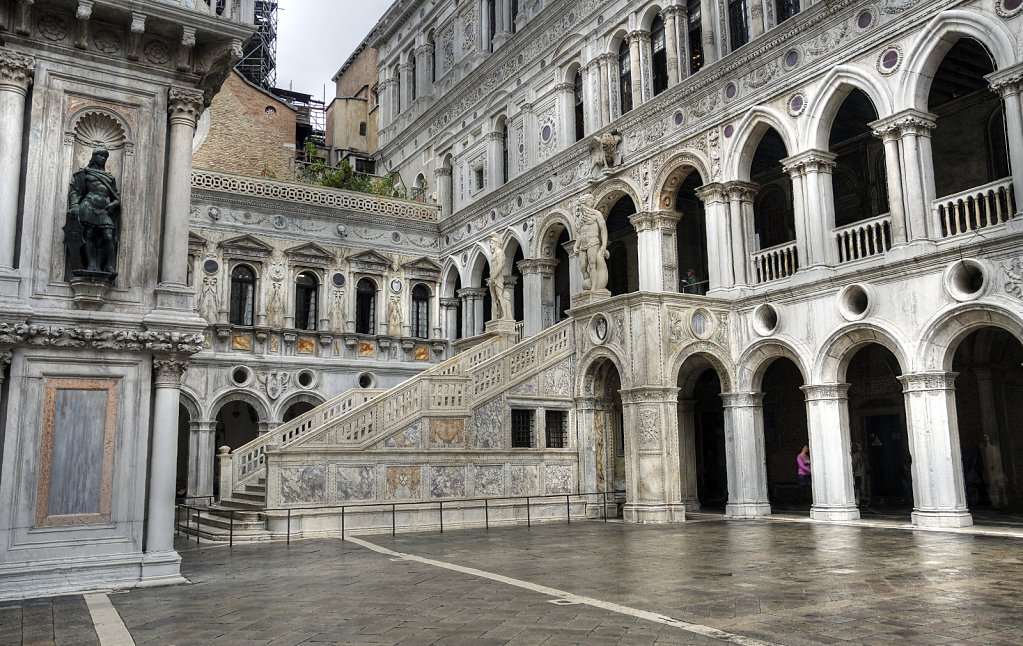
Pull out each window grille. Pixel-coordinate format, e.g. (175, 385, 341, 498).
(511, 409, 534, 448)
(728, 0, 749, 51)
(545, 410, 567, 448)
(411, 284, 430, 338)
(230, 265, 256, 326)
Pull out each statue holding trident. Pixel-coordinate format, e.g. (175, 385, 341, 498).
(573, 193, 609, 292)
(65, 147, 121, 280)
(488, 232, 513, 320)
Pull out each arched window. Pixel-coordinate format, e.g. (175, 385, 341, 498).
(618, 40, 633, 115)
(650, 16, 668, 95)
(487, 0, 497, 51)
(295, 272, 318, 331)
(229, 265, 255, 326)
(501, 120, 510, 185)
(687, 0, 703, 74)
(409, 53, 417, 102)
(728, 0, 749, 50)
(511, 0, 519, 33)
(427, 32, 436, 82)
(776, 0, 800, 23)
(393, 66, 401, 115)
(411, 284, 430, 338)
(356, 278, 377, 334)
(573, 70, 585, 142)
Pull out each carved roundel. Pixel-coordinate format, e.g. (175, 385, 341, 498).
(332, 272, 345, 287)
(390, 279, 403, 294)
(590, 313, 609, 345)
(855, 8, 877, 29)
(876, 46, 903, 75)
(997, 0, 1022, 17)
(203, 259, 219, 275)
(38, 13, 69, 41)
(788, 93, 807, 117)
(690, 308, 715, 340)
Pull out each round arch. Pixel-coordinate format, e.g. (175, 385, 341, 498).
(207, 388, 271, 424)
(669, 341, 736, 395)
(814, 323, 912, 384)
(604, 27, 630, 57)
(736, 338, 811, 392)
(576, 346, 631, 397)
(500, 227, 529, 264)
(466, 246, 491, 286)
(725, 106, 799, 182)
(899, 8, 1017, 110)
(439, 257, 462, 298)
(534, 209, 574, 258)
(803, 66, 895, 150)
(591, 178, 642, 215)
(274, 391, 327, 423)
(637, 4, 665, 31)
(651, 152, 712, 212)
(916, 303, 1023, 373)
(178, 386, 203, 421)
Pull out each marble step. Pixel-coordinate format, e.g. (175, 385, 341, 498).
(244, 483, 266, 494)
(218, 497, 265, 511)
(188, 512, 265, 531)
(179, 521, 272, 543)
(232, 491, 266, 503)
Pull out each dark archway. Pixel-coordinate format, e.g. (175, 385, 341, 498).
(829, 88, 889, 229)
(681, 368, 727, 511)
(554, 229, 570, 322)
(591, 359, 625, 516)
(750, 128, 794, 252)
(282, 400, 316, 424)
(605, 195, 638, 296)
(215, 401, 260, 453)
(675, 171, 709, 294)
(760, 358, 809, 512)
(176, 403, 190, 501)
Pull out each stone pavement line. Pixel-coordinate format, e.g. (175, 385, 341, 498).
(83, 593, 135, 646)
(345, 536, 780, 646)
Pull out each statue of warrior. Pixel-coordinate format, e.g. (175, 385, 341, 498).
(65, 147, 121, 279)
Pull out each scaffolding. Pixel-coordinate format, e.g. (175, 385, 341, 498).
(236, 0, 278, 90)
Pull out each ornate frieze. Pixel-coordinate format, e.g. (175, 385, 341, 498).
(0, 322, 203, 354)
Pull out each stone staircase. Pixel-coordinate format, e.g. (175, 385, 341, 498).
(181, 477, 272, 542)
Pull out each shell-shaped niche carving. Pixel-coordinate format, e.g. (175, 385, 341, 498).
(71, 110, 129, 149)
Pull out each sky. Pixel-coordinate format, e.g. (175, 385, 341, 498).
(275, 0, 392, 100)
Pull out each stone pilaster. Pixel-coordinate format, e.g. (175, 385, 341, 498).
(676, 397, 700, 510)
(661, 6, 683, 86)
(629, 211, 681, 292)
(627, 30, 648, 108)
(187, 420, 217, 498)
(620, 387, 685, 523)
(434, 166, 452, 219)
(0, 49, 34, 281)
(159, 87, 204, 299)
(723, 181, 757, 286)
(458, 286, 486, 338)
(720, 392, 771, 518)
(599, 54, 613, 124)
(517, 258, 558, 337)
(899, 372, 973, 528)
(694, 183, 731, 291)
(439, 296, 460, 342)
(699, 0, 718, 65)
(415, 43, 435, 98)
(801, 384, 859, 521)
(987, 66, 1023, 215)
(870, 120, 908, 245)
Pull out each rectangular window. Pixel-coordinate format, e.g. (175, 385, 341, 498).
(355, 158, 376, 174)
(511, 409, 534, 448)
(728, 0, 749, 51)
(359, 122, 367, 136)
(776, 0, 801, 23)
(474, 167, 484, 190)
(545, 410, 567, 448)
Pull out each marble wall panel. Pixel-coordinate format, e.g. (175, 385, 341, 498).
(472, 398, 503, 449)
(510, 376, 537, 395)
(542, 357, 573, 397)
(473, 465, 504, 497)
(385, 466, 421, 500)
(428, 418, 464, 448)
(430, 466, 466, 499)
(545, 464, 574, 494)
(380, 421, 422, 448)
(336, 466, 375, 501)
(508, 465, 539, 497)
(280, 466, 326, 504)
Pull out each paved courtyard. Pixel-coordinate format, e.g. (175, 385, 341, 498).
(2, 516, 1022, 645)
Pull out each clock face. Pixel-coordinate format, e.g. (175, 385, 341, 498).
(390, 279, 403, 294)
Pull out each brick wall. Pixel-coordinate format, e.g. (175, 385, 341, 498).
(193, 70, 296, 179)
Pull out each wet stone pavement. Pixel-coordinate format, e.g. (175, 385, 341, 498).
(2, 516, 1022, 645)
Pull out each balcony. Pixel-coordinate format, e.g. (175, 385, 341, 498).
(934, 178, 1017, 239)
(835, 213, 892, 264)
(752, 242, 799, 284)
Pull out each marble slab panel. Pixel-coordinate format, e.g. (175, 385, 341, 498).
(385, 466, 421, 500)
(430, 466, 466, 499)
(280, 466, 326, 504)
(472, 398, 502, 449)
(359, 342, 374, 357)
(232, 334, 252, 350)
(472, 465, 504, 497)
(428, 418, 464, 448)
(545, 464, 574, 494)
(336, 466, 375, 501)
(380, 421, 422, 448)
(414, 346, 429, 360)
(542, 357, 573, 396)
(297, 338, 315, 354)
(508, 465, 538, 497)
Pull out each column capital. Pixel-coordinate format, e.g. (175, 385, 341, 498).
(434, 166, 452, 178)
(661, 4, 687, 20)
(554, 82, 575, 93)
(898, 371, 958, 393)
(629, 210, 681, 232)
(694, 182, 728, 204)
(800, 383, 851, 401)
(869, 109, 937, 139)
(627, 29, 651, 44)
(415, 43, 435, 56)
(516, 258, 559, 275)
(598, 53, 617, 65)
(720, 391, 765, 408)
(439, 296, 460, 309)
(986, 64, 1023, 97)
(722, 180, 758, 202)
(619, 385, 680, 404)
(458, 286, 487, 298)
(153, 356, 189, 386)
(781, 149, 837, 175)
(168, 86, 204, 126)
(0, 48, 35, 93)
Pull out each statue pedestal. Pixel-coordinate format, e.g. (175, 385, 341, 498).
(484, 317, 519, 350)
(69, 278, 111, 310)
(571, 289, 611, 309)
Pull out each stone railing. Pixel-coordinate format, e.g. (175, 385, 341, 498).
(934, 178, 1016, 239)
(157, 0, 255, 22)
(227, 388, 386, 492)
(192, 168, 440, 222)
(835, 213, 892, 264)
(752, 241, 799, 284)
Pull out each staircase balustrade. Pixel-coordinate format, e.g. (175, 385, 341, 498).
(752, 241, 799, 284)
(835, 213, 892, 263)
(935, 178, 1016, 238)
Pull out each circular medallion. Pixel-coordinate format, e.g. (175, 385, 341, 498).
(788, 93, 806, 117)
(785, 50, 799, 68)
(673, 111, 685, 126)
(332, 273, 345, 287)
(336, 224, 347, 236)
(390, 279, 403, 294)
(857, 11, 873, 28)
(877, 46, 902, 75)
(272, 215, 287, 229)
(203, 259, 219, 275)
(725, 83, 737, 100)
(724, 125, 735, 138)
(591, 314, 609, 344)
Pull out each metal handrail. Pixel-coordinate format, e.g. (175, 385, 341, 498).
(175, 489, 625, 547)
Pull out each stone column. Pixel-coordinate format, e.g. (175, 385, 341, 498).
(575, 396, 612, 518)
(661, 6, 682, 87)
(723, 181, 756, 286)
(563, 239, 583, 305)
(629, 211, 680, 292)
(870, 120, 908, 245)
(720, 392, 771, 518)
(627, 31, 645, 109)
(585, 59, 603, 133)
(400, 62, 414, 108)
(517, 259, 556, 337)
(872, 110, 936, 242)
(899, 372, 973, 528)
(781, 157, 811, 269)
(801, 384, 859, 521)
(784, 150, 837, 267)
(142, 357, 189, 585)
(676, 7, 690, 79)
(676, 397, 700, 510)
(159, 88, 204, 306)
(749, 0, 766, 37)
(694, 184, 732, 291)
(461, 286, 487, 337)
(0, 49, 34, 275)
(520, 103, 535, 169)
(187, 420, 217, 498)
(435, 167, 452, 219)
(988, 68, 1023, 215)
(620, 387, 685, 523)
(416, 44, 435, 98)
(485, 131, 503, 187)
(555, 82, 575, 148)
(599, 54, 612, 125)
(699, 0, 718, 65)
(440, 297, 459, 341)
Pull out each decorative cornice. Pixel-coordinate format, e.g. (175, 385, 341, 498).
(168, 86, 205, 125)
(0, 322, 204, 354)
(800, 383, 851, 401)
(898, 372, 958, 393)
(0, 48, 35, 91)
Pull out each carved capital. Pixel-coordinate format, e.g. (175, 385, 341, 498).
(516, 258, 559, 275)
(869, 109, 936, 140)
(0, 49, 35, 93)
(694, 182, 727, 204)
(168, 87, 205, 126)
(628, 30, 651, 44)
(181, 25, 197, 48)
(986, 65, 1023, 98)
(723, 180, 758, 203)
(130, 11, 146, 34)
(153, 356, 188, 386)
(415, 43, 435, 56)
(434, 167, 452, 177)
(781, 149, 837, 175)
(629, 210, 680, 232)
(720, 391, 765, 408)
(76, 0, 94, 20)
(620, 386, 680, 404)
(554, 82, 575, 94)
(800, 383, 851, 402)
(661, 5, 686, 21)
(898, 372, 958, 393)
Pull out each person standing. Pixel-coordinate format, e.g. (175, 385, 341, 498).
(796, 444, 811, 504)
(850, 442, 867, 508)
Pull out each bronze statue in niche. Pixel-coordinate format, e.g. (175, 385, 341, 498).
(64, 147, 121, 281)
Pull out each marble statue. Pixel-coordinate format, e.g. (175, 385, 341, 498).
(573, 194, 609, 291)
(65, 147, 121, 280)
(588, 130, 624, 178)
(488, 232, 512, 320)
